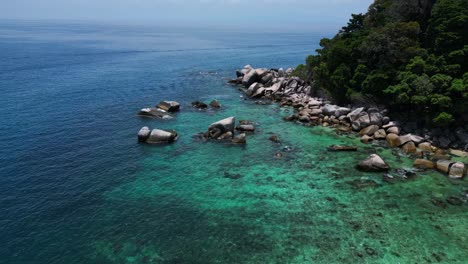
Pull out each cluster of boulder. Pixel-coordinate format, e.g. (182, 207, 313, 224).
(230, 65, 467, 180)
(192, 100, 221, 109)
(138, 101, 180, 119)
(196, 117, 255, 144)
(138, 126, 178, 144)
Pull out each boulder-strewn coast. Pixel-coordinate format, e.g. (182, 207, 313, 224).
(229, 65, 467, 180)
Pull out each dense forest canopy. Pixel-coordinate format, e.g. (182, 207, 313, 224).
(294, 0, 467, 127)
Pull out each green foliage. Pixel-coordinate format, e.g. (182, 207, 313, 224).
(297, 0, 467, 127)
(433, 112, 454, 126)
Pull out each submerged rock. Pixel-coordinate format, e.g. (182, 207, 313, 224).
(236, 124, 255, 132)
(357, 154, 390, 172)
(209, 100, 221, 108)
(327, 145, 358, 151)
(232, 133, 246, 144)
(192, 101, 208, 109)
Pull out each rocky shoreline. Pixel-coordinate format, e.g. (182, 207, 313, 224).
(229, 65, 467, 180)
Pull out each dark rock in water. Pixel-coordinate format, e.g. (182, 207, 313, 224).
(446, 196, 463, 206)
(269, 135, 281, 143)
(236, 124, 255, 132)
(347, 178, 378, 189)
(383, 174, 396, 183)
(192, 101, 208, 109)
(209, 100, 221, 108)
(217, 131, 233, 140)
(137, 108, 173, 119)
(156, 101, 180, 113)
(283, 114, 298, 122)
(137, 126, 151, 142)
(239, 120, 256, 125)
(357, 154, 390, 172)
(282, 146, 294, 152)
(224, 172, 242, 179)
(365, 246, 376, 256)
(327, 145, 358, 151)
(431, 198, 447, 208)
(232, 133, 246, 144)
(228, 77, 242, 84)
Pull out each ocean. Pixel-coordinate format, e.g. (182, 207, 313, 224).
(0, 20, 466, 264)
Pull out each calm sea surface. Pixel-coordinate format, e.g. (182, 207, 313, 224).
(0, 20, 466, 264)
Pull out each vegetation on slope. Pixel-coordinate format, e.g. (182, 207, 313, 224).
(295, 0, 467, 126)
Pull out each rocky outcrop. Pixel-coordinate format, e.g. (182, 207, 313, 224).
(209, 117, 235, 134)
(192, 101, 208, 109)
(232, 133, 247, 144)
(209, 100, 221, 108)
(138, 127, 178, 144)
(138, 126, 151, 142)
(357, 154, 390, 172)
(156, 101, 180, 113)
(137, 108, 173, 119)
(229, 65, 467, 181)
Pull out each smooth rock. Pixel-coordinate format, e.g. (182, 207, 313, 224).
(360, 135, 374, 144)
(449, 149, 468, 157)
(413, 159, 435, 169)
(236, 124, 255, 132)
(347, 107, 365, 121)
(359, 125, 380, 136)
(335, 107, 351, 117)
(402, 142, 417, 153)
(138, 126, 151, 142)
(209, 117, 235, 134)
(137, 108, 172, 119)
(418, 142, 433, 152)
(252, 87, 266, 98)
(448, 162, 466, 179)
(436, 160, 453, 174)
(386, 133, 400, 147)
(386, 126, 400, 135)
(246, 82, 262, 96)
(232, 133, 246, 144)
(374, 129, 387, 140)
(147, 129, 178, 143)
(357, 154, 390, 172)
(352, 112, 371, 131)
(323, 104, 339, 116)
(396, 134, 425, 147)
(156, 101, 180, 112)
(369, 112, 383, 126)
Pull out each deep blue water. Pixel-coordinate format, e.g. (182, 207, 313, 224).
(2, 20, 467, 264)
(0, 20, 322, 263)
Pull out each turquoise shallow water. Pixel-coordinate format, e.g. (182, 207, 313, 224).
(0, 20, 467, 263)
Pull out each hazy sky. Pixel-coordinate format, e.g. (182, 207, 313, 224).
(1, 0, 374, 31)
